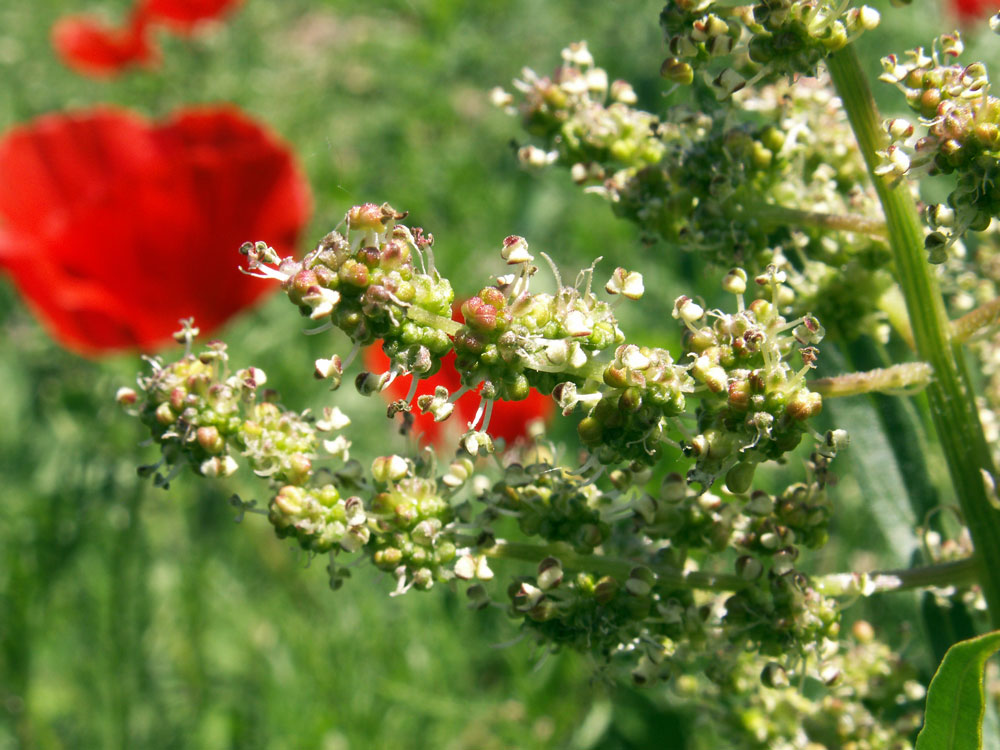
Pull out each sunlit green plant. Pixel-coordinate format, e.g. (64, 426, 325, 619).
(122, 5, 1000, 748)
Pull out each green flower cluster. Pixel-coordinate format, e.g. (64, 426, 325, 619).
(123, 331, 315, 487)
(246, 206, 831, 486)
(495, 44, 894, 341)
(659, 0, 880, 96)
(497, 447, 843, 685)
(879, 33, 1000, 259)
(124, 203, 847, 702)
(451, 238, 626, 403)
(671, 621, 923, 749)
(242, 201, 455, 386)
(555, 265, 828, 485)
(480, 464, 616, 554)
(369, 457, 459, 592)
(506, 559, 700, 662)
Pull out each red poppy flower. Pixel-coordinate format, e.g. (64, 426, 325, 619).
(140, 0, 243, 34)
(51, 10, 158, 77)
(0, 107, 310, 355)
(949, 0, 1000, 23)
(52, 0, 241, 77)
(365, 312, 554, 447)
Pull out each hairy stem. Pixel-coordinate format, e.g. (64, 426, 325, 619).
(406, 306, 462, 336)
(814, 557, 980, 596)
(481, 539, 980, 597)
(752, 203, 887, 239)
(811, 362, 932, 398)
(482, 539, 744, 591)
(952, 296, 1000, 344)
(828, 45, 1000, 627)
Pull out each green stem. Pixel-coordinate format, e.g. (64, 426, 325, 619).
(828, 45, 1000, 627)
(481, 539, 980, 597)
(811, 362, 932, 398)
(752, 203, 887, 239)
(406, 306, 462, 336)
(952, 296, 1000, 344)
(483, 539, 744, 591)
(814, 557, 980, 597)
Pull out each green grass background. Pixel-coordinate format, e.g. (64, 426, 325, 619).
(0, 1, 990, 748)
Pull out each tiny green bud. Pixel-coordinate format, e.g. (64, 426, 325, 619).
(537, 557, 564, 590)
(155, 402, 176, 425)
(593, 575, 619, 604)
(725, 461, 756, 495)
(761, 662, 789, 689)
(660, 57, 694, 85)
(721, 268, 747, 295)
(626, 566, 656, 597)
(372, 454, 408, 483)
(736, 555, 763, 581)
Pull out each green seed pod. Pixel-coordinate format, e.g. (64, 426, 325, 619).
(593, 575, 619, 605)
(660, 57, 694, 85)
(725, 461, 756, 494)
(760, 662, 789, 689)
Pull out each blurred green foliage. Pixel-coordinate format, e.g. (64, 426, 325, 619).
(0, 0, 992, 748)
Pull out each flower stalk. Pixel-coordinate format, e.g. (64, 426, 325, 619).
(484, 539, 981, 596)
(828, 44, 1000, 627)
(810, 362, 932, 397)
(751, 203, 888, 239)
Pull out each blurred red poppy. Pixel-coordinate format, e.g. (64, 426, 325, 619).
(51, 10, 158, 78)
(52, 0, 242, 77)
(141, 0, 243, 34)
(365, 317, 554, 447)
(0, 107, 310, 355)
(949, 0, 1000, 23)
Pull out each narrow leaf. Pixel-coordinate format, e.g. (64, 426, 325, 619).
(916, 630, 1000, 750)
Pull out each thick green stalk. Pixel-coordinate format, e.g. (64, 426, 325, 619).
(811, 361, 932, 398)
(751, 203, 887, 239)
(828, 45, 1000, 627)
(482, 539, 745, 591)
(482, 540, 981, 595)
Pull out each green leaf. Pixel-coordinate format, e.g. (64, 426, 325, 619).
(916, 630, 1000, 750)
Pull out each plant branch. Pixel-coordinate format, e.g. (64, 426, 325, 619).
(814, 557, 980, 597)
(482, 539, 980, 597)
(811, 362, 932, 398)
(828, 45, 1000, 627)
(482, 539, 745, 591)
(952, 296, 1000, 345)
(406, 306, 462, 336)
(752, 203, 887, 239)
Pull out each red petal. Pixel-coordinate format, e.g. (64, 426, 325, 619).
(140, 0, 242, 34)
(0, 107, 311, 355)
(949, 0, 1000, 22)
(365, 345, 463, 446)
(51, 14, 158, 78)
(365, 334, 554, 449)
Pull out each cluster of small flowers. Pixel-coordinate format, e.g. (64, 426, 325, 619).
(479, 463, 618, 554)
(242, 201, 455, 390)
(117, 325, 370, 555)
(124, 205, 850, 702)
(879, 32, 1000, 260)
(659, 0, 880, 97)
(670, 621, 924, 749)
(492, 444, 844, 686)
(122, 333, 490, 591)
(501, 558, 691, 661)
(451, 237, 629, 405)
(119, 324, 310, 485)
(556, 265, 830, 489)
(495, 44, 893, 341)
